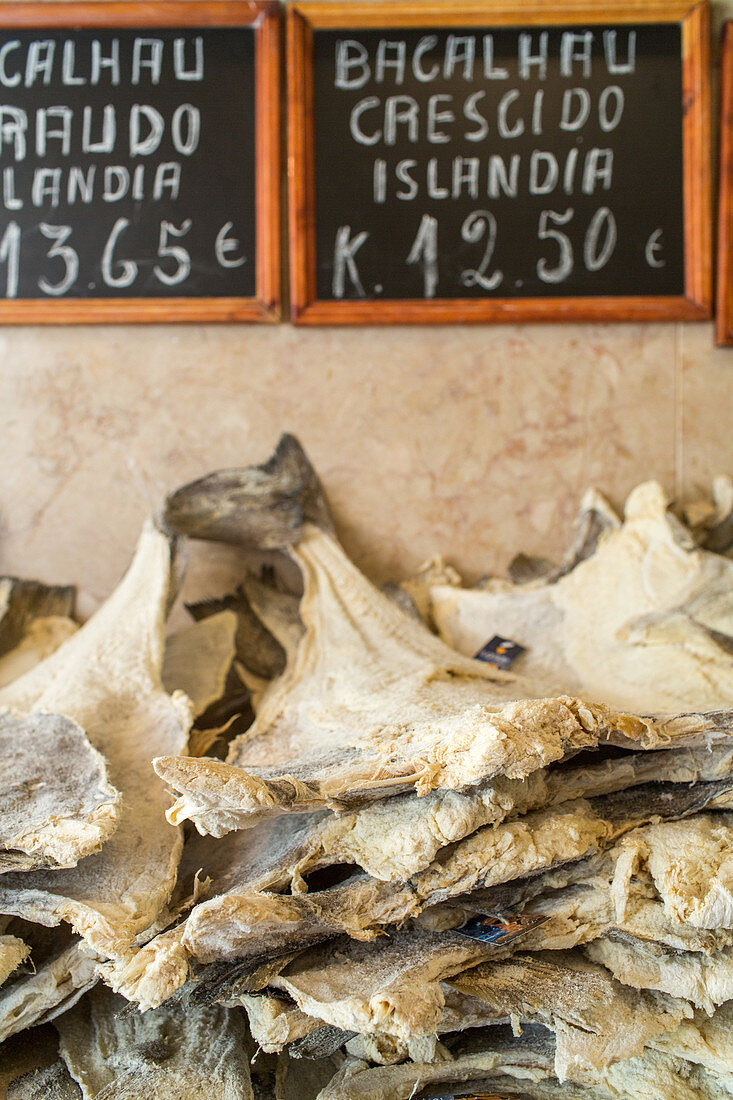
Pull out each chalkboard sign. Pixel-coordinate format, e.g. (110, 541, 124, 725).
(0, 2, 280, 323)
(288, 1, 711, 324)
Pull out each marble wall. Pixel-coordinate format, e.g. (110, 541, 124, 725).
(1, 1, 733, 611)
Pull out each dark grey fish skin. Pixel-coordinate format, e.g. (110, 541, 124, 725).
(158, 434, 334, 550)
(703, 510, 733, 555)
(187, 585, 286, 681)
(288, 1026, 356, 1059)
(588, 777, 733, 824)
(8, 1062, 82, 1100)
(0, 578, 75, 658)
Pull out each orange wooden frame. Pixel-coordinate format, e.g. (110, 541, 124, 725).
(288, 0, 711, 325)
(0, 1, 280, 324)
(717, 22, 733, 344)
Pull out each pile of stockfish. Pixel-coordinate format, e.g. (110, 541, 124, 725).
(3, 437, 733, 1100)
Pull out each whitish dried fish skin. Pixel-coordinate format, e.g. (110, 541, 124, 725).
(431, 480, 733, 715)
(586, 937, 733, 1015)
(240, 992, 322, 1053)
(0, 941, 99, 1042)
(449, 950, 692, 1081)
(315, 1025, 556, 1100)
(0, 935, 29, 987)
(162, 610, 237, 718)
(0, 521, 192, 958)
(0, 711, 120, 872)
(155, 448, 733, 834)
(268, 929, 500, 1040)
(56, 985, 253, 1100)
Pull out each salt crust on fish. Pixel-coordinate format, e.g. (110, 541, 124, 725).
(0, 522, 192, 958)
(0, 711, 120, 873)
(0, 936, 29, 988)
(156, 524, 724, 833)
(268, 929, 498, 1040)
(153, 442, 733, 834)
(162, 610, 237, 719)
(0, 941, 98, 1041)
(431, 481, 733, 713)
(103, 788, 732, 1011)
(449, 950, 691, 1080)
(56, 985, 253, 1099)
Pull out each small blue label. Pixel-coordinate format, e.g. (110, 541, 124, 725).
(473, 635, 525, 669)
(455, 913, 547, 945)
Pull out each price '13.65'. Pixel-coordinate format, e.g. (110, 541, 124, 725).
(333, 206, 666, 298)
(0, 217, 247, 297)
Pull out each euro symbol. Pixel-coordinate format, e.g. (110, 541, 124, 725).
(645, 228, 665, 268)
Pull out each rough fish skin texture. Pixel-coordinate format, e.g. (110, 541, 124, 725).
(0, 711, 120, 872)
(0, 521, 192, 959)
(56, 985, 253, 1099)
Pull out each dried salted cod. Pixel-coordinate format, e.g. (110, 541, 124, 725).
(188, 583, 290, 681)
(0, 521, 192, 958)
(154, 440, 733, 834)
(162, 609, 237, 718)
(449, 950, 691, 1081)
(56, 985, 253, 1099)
(432, 481, 733, 713)
(0, 936, 28, 987)
(162, 740, 733, 883)
(651, 1001, 733, 1076)
(586, 937, 733, 1014)
(638, 816, 733, 928)
(7, 1060, 82, 1099)
(0, 1024, 67, 1097)
(241, 992, 323, 1053)
(106, 784, 733, 1012)
(0, 940, 99, 1041)
(0, 711, 120, 873)
(315, 1024, 556, 1100)
(268, 929, 502, 1040)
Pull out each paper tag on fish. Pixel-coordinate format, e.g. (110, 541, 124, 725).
(473, 635, 525, 669)
(454, 913, 548, 945)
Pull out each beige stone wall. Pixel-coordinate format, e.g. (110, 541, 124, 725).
(1, 1, 733, 609)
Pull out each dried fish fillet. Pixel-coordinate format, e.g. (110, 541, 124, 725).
(106, 787, 733, 1011)
(56, 985, 253, 1099)
(449, 950, 691, 1080)
(241, 991, 322, 1053)
(0, 522, 192, 958)
(268, 929, 500, 1040)
(586, 937, 733, 1014)
(7, 1060, 82, 1099)
(0, 711, 120, 873)
(315, 1025, 556, 1100)
(0, 935, 29, 987)
(639, 817, 733, 928)
(0, 941, 98, 1042)
(155, 443, 733, 834)
(431, 481, 733, 713)
(162, 610, 237, 718)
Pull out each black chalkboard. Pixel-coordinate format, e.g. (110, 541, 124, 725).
(288, 2, 711, 324)
(0, 3, 280, 322)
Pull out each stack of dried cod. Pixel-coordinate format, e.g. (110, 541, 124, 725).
(4, 437, 733, 1100)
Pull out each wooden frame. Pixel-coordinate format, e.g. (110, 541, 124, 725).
(0, 1, 280, 323)
(288, 0, 711, 325)
(717, 22, 733, 344)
